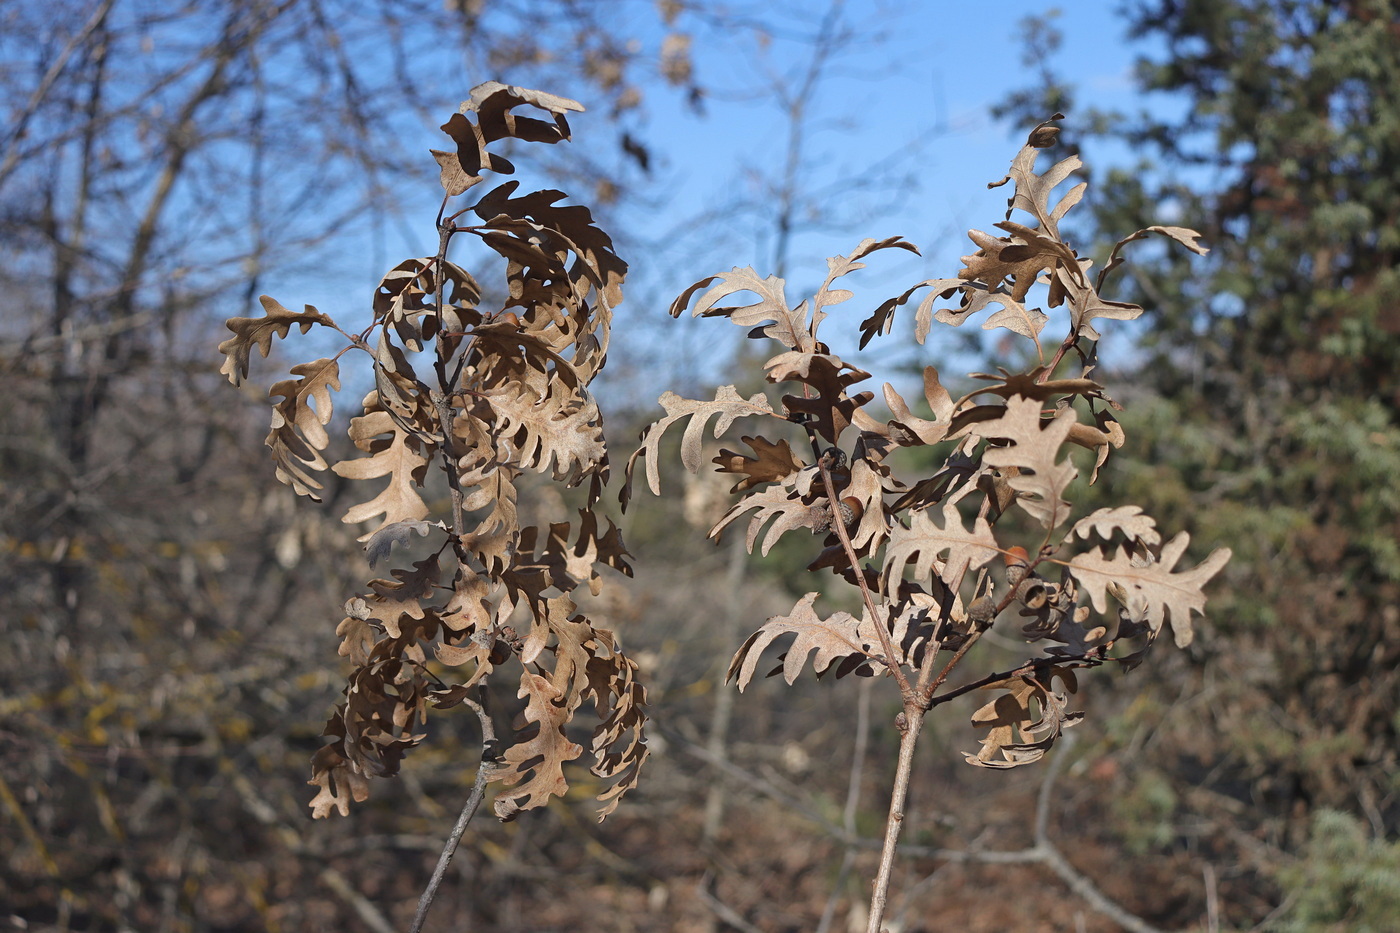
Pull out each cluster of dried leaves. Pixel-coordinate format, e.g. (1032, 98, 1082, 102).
(218, 88, 1227, 932)
(624, 114, 1231, 770)
(220, 83, 646, 822)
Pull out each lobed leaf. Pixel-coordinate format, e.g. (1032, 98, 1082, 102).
(219, 295, 335, 386)
(971, 395, 1079, 529)
(728, 593, 877, 690)
(622, 386, 777, 507)
(489, 672, 585, 820)
(333, 408, 432, 541)
(884, 491, 1001, 590)
(964, 668, 1083, 769)
(1067, 532, 1232, 648)
(264, 357, 341, 500)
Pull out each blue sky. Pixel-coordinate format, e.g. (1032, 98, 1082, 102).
(279, 2, 1175, 407)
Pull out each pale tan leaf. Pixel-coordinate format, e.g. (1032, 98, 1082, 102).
(1050, 262, 1144, 340)
(709, 483, 827, 555)
(1067, 506, 1161, 549)
(859, 277, 961, 348)
(972, 396, 1079, 528)
(219, 295, 334, 385)
(487, 380, 606, 486)
(727, 593, 874, 691)
(883, 495, 1001, 590)
(622, 386, 777, 507)
(810, 236, 920, 339)
(364, 518, 437, 568)
(333, 408, 432, 541)
(670, 266, 812, 350)
(489, 672, 584, 820)
(1067, 533, 1232, 647)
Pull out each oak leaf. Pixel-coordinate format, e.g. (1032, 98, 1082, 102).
(884, 492, 1001, 590)
(622, 386, 777, 506)
(219, 295, 334, 386)
(728, 593, 877, 690)
(334, 408, 432, 541)
(670, 266, 812, 351)
(972, 396, 1079, 529)
(264, 357, 340, 500)
(965, 668, 1082, 769)
(1067, 532, 1231, 648)
(489, 672, 585, 820)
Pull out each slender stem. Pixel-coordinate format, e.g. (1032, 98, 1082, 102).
(409, 691, 496, 933)
(817, 456, 911, 698)
(865, 705, 923, 933)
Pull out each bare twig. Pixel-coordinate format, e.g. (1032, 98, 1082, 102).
(818, 455, 910, 699)
(320, 867, 396, 933)
(0, 0, 115, 191)
(409, 691, 497, 933)
(697, 872, 767, 933)
(866, 711, 923, 933)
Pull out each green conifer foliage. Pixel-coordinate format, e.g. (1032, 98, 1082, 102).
(1085, 0, 1400, 834)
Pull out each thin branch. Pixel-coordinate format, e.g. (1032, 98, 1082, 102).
(817, 454, 910, 699)
(320, 867, 396, 933)
(409, 691, 497, 933)
(0, 0, 115, 191)
(817, 676, 873, 933)
(866, 712, 923, 933)
(697, 873, 767, 933)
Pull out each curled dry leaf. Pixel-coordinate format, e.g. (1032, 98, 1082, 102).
(488, 672, 584, 820)
(965, 668, 1083, 769)
(218, 295, 334, 386)
(622, 386, 777, 505)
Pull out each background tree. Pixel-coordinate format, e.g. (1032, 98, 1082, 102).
(1000, 0, 1400, 926)
(0, 3, 694, 928)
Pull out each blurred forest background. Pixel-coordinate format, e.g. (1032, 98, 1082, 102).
(3, 1, 1399, 931)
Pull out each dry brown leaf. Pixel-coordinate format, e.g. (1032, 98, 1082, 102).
(710, 483, 829, 555)
(972, 396, 1079, 529)
(859, 276, 962, 347)
(669, 266, 812, 351)
(987, 119, 1085, 239)
(809, 236, 920, 339)
(728, 593, 876, 690)
(884, 490, 1001, 590)
(264, 357, 340, 500)
(1067, 506, 1161, 549)
(1098, 224, 1209, 292)
(1067, 532, 1232, 648)
(334, 408, 432, 541)
(489, 672, 585, 820)
(622, 386, 777, 506)
(964, 668, 1082, 769)
(713, 435, 806, 493)
(219, 295, 335, 386)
